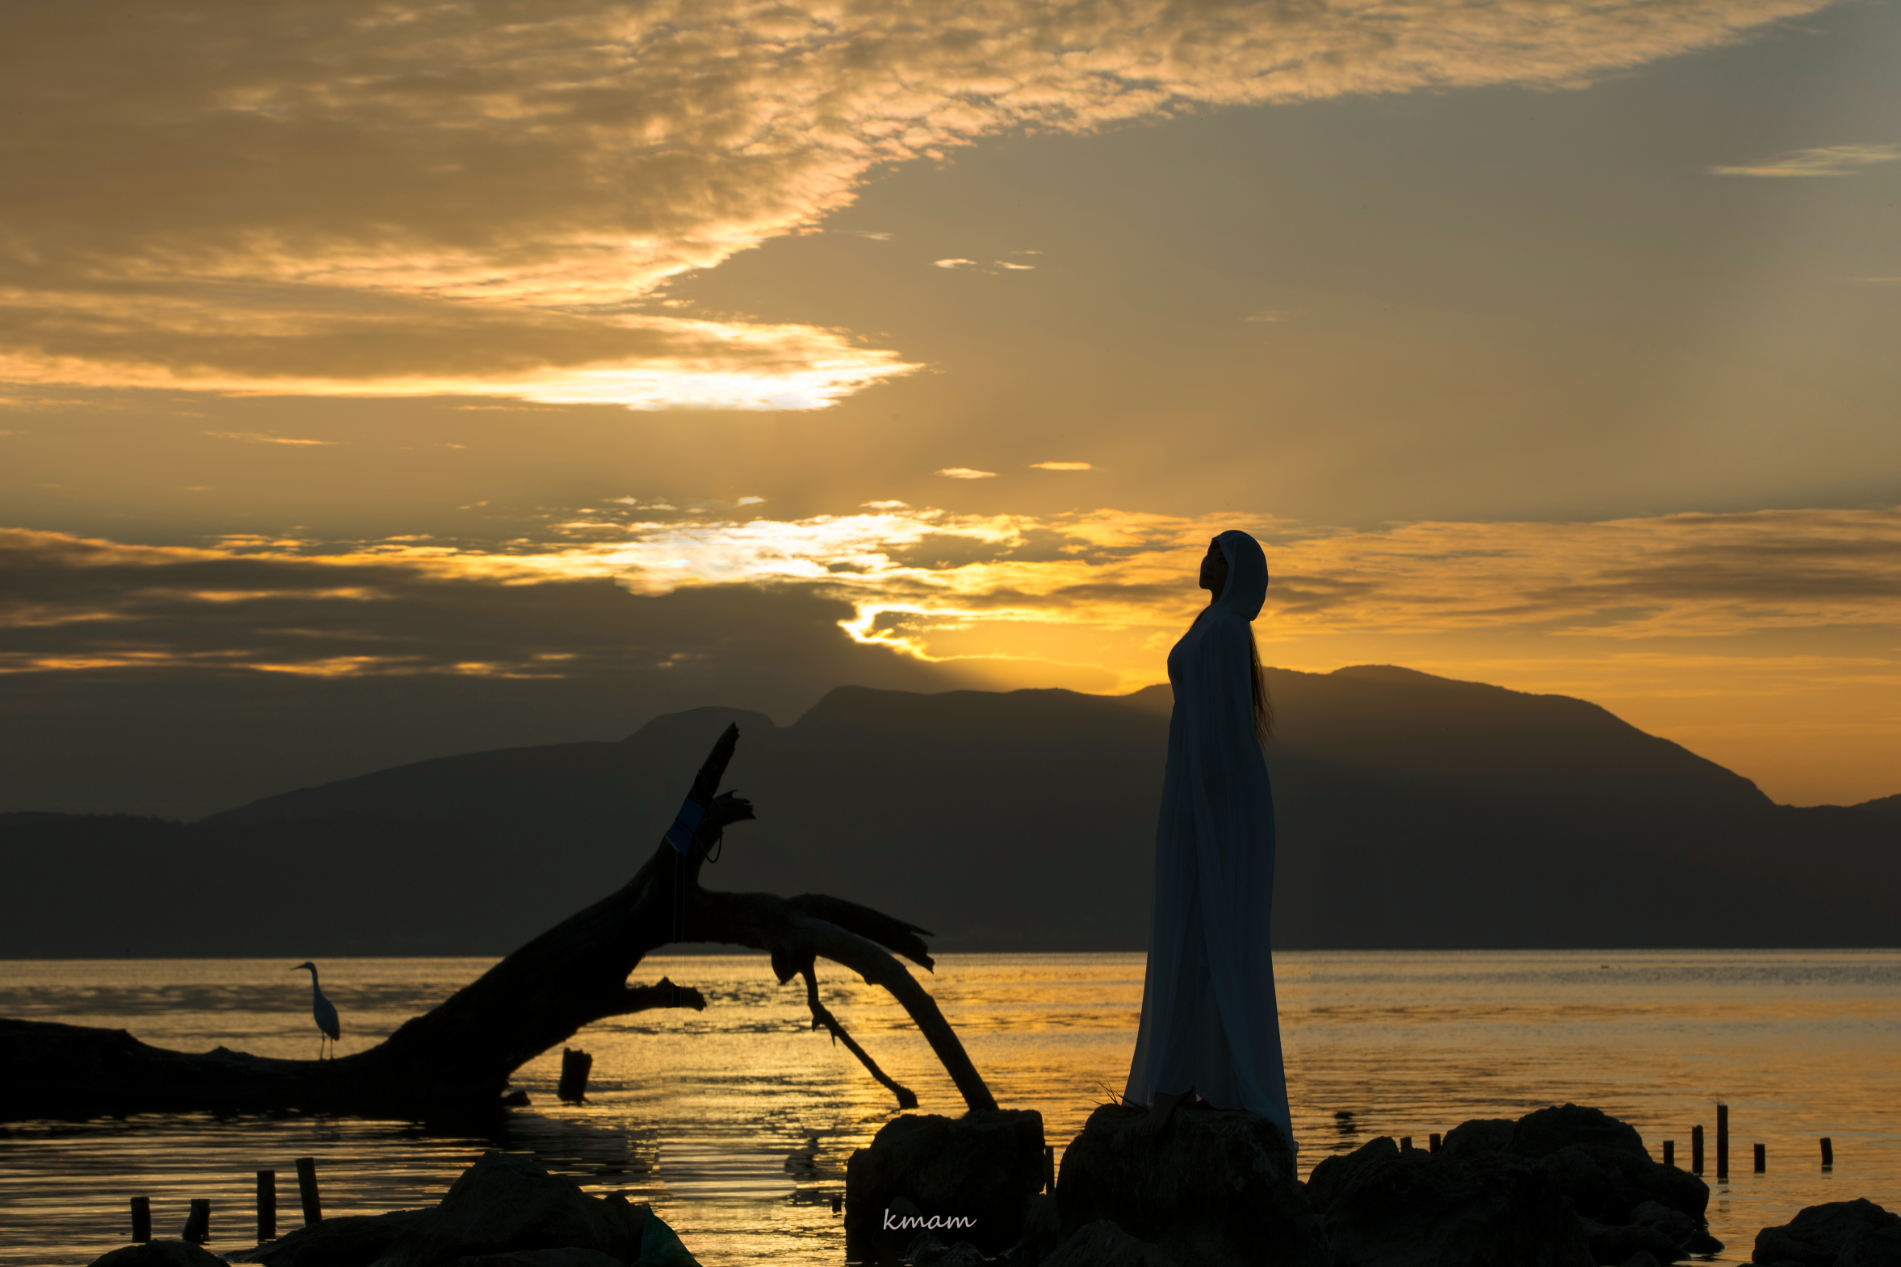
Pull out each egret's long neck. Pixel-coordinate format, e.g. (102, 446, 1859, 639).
(303, 966, 321, 991)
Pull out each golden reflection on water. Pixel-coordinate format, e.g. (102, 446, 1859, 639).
(2, 950, 1898, 1265)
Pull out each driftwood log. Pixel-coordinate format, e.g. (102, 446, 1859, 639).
(0, 725, 995, 1120)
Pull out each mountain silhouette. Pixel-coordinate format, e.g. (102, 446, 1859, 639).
(3, 666, 1895, 956)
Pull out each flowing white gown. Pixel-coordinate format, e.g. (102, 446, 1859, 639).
(1123, 529, 1295, 1152)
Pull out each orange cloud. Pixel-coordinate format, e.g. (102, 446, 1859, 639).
(14, 503, 1896, 690)
(0, 0, 1833, 408)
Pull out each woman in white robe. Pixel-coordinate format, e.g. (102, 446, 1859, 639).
(1124, 529, 1294, 1152)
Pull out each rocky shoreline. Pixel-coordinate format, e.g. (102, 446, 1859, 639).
(79, 1102, 1900, 1267)
(849, 1101, 1901, 1267)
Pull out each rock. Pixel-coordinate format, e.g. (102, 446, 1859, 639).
(637, 1212, 699, 1267)
(227, 1211, 425, 1266)
(445, 1253, 624, 1267)
(1509, 1106, 1649, 1161)
(1440, 1119, 1516, 1159)
(1013, 1194, 1063, 1265)
(1308, 1136, 1593, 1267)
(902, 1232, 947, 1264)
(1837, 1217, 1901, 1267)
(1753, 1199, 1901, 1266)
(1324, 1108, 1714, 1264)
(1630, 1200, 1721, 1255)
(1618, 1254, 1663, 1267)
(1480, 1106, 1705, 1227)
(1054, 1103, 1322, 1267)
(1581, 1217, 1683, 1265)
(1037, 1220, 1177, 1267)
(899, 1232, 986, 1267)
(1306, 1137, 1401, 1219)
(368, 1152, 649, 1267)
(845, 1109, 1046, 1262)
(1532, 1142, 1708, 1224)
(88, 1242, 227, 1267)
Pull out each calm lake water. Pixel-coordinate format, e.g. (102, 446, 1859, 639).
(2, 950, 1898, 1265)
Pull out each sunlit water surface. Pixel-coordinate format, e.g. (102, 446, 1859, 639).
(2, 950, 1897, 1265)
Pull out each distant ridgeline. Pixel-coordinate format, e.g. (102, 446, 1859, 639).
(3, 666, 1896, 956)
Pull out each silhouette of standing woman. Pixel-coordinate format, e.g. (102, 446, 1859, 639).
(1125, 530, 1294, 1151)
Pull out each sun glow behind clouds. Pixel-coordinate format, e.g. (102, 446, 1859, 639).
(9, 508, 1901, 799)
(48, 503, 1872, 693)
(0, 0, 1836, 409)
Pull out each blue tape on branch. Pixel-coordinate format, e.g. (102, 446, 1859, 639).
(665, 797, 706, 853)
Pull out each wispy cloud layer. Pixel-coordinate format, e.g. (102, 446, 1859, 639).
(206, 432, 336, 447)
(1708, 142, 1901, 177)
(0, 0, 1831, 408)
(6, 505, 1897, 691)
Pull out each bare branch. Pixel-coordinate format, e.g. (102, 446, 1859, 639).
(786, 893, 935, 970)
(704, 889, 997, 1113)
(796, 962, 917, 1109)
(609, 979, 706, 1015)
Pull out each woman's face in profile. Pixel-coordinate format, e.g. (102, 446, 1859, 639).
(1199, 538, 1228, 594)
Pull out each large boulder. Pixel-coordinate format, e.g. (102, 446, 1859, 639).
(1307, 1136, 1592, 1267)
(1440, 1119, 1515, 1159)
(1036, 1220, 1178, 1267)
(1441, 1107, 1709, 1226)
(1054, 1103, 1324, 1267)
(1578, 1217, 1684, 1265)
(1753, 1198, 1901, 1266)
(228, 1211, 425, 1266)
(1630, 1201, 1721, 1257)
(1836, 1217, 1901, 1267)
(1531, 1144, 1709, 1225)
(1508, 1106, 1648, 1161)
(844, 1109, 1046, 1262)
(88, 1243, 226, 1267)
(368, 1152, 649, 1267)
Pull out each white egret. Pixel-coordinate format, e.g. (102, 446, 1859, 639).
(292, 962, 341, 1060)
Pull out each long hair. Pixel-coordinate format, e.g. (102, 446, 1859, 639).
(1193, 591, 1274, 744)
(1246, 621, 1274, 745)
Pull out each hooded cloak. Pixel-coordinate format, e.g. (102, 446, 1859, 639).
(1123, 529, 1294, 1149)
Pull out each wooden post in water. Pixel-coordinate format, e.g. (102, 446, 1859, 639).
(1692, 1125, 1704, 1175)
(1822, 1137, 1834, 1168)
(1399, 1136, 1413, 1152)
(256, 1170, 277, 1242)
(182, 1199, 210, 1245)
(557, 1048, 593, 1103)
(1754, 1143, 1766, 1173)
(1717, 1105, 1729, 1182)
(1663, 1140, 1675, 1167)
(1429, 1133, 1442, 1153)
(294, 1157, 323, 1225)
(1043, 1145, 1055, 1193)
(130, 1196, 151, 1243)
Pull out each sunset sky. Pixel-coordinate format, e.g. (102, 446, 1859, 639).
(3, 0, 1897, 815)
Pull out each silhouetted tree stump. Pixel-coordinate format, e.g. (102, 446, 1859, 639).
(0, 725, 995, 1119)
